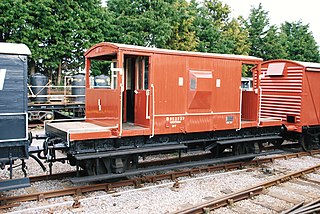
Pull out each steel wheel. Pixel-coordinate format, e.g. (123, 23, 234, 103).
(301, 134, 314, 152)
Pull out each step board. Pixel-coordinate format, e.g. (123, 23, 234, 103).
(0, 177, 30, 192)
(74, 144, 187, 160)
(217, 135, 282, 145)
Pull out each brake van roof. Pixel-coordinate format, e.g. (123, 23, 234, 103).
(85, 42, 262, 64)
(294, 60, 320, 69)
(259, 59, 320, 71)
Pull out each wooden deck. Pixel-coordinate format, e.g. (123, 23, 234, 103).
(46, 121, 150, 141)
(46, 121, 116, 141)
(47, 121, 114, 133)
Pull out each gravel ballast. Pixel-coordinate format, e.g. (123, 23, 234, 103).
(2, 129, 320, 213)
(4, 155, 320, 214)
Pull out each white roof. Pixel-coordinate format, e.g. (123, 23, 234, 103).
(294, 60, 320, 69)
(109, 42, 262, 62)
(0, 42, 31, 55)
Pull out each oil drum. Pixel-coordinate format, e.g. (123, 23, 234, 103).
(71, 73, 85, 102)
(30, 73, 48, 102)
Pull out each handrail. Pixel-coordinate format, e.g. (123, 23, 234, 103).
(151, 84, 155, 138)
(237, 86, 242, 131)
(146, 90, 150, 119)
(258, 86, 262, 126)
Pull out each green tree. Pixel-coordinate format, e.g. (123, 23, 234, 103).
(107, 0, 175, 47)
(245, 3, 269, 58)
(193, 0, 231, 53)
(220, 18, 250, 55)
(0, 0, 110, 84)
(107, 0, 200, 51)
(0, 0, 28, 42)
(165, 0, 198, 51)
(245, 4, 319, 62)
(245, 3, 288, 60)
(245, 3, 286, 60)
(260, 25, 287, 60)
(281, 21, 320, 62)
(192, 0, 249, 56)
(30, 0, 110, 84)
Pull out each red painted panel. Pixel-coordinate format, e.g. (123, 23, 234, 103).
(70, 131, 115, 141)
(85, 88, 120, 126)
(242, 91, 258, 121)
(153, 54, 186, 115)
(258, 61, 303, 124)
(134, 90, 150, 127)
(80, 43, 263, 139)
(151, 55, 246, 135)
(85, 43, 118, 58)
(185, 114, 240, 132)
(212, 59, 242, 113)
(188, 70, 213, 111)
(301, 71, 320, 126)
(152, 113, 241, 135)
(254, 60, 320, 132)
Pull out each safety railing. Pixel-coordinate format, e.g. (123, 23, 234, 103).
(27, 76, 85, 103)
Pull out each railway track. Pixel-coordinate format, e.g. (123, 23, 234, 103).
(1, 150, 320, 211)
(0, 144, 299, 195)
(175, 165, 320, 214)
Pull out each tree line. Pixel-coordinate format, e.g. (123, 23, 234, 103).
(1, 0, 319, 83)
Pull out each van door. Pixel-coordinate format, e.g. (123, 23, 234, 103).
(134, 57, 150, 127)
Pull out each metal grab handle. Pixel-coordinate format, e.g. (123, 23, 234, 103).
(146, 90, 150, 119)
(98, 99, 101, 111)
(134, 90, 139, 94)
(151, 84, 155, 137)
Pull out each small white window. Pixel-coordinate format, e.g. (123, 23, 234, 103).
(190, 78, 196, 90)
(267, 63, 285, 76)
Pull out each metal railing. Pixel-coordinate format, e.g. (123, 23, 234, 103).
(27, 76, 85, 103)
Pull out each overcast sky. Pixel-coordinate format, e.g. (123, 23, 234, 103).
(220, 0, 320, 46)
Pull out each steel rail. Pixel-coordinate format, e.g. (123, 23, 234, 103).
(289, 199, 320, 214)
(174, 164, 320, 214)
(281, 201, 305, 214)
(1, 150, 320, 209)
(29, 171, 77, 182)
